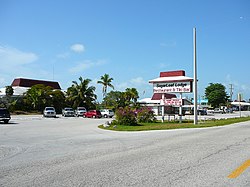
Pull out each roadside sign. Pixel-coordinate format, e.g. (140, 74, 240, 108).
(160, 98, 183, 106)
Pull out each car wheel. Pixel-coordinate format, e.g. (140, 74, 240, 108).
(4, 120, 9, 124)
(104, 114, 108, 118)
(92, 115, 96, 118)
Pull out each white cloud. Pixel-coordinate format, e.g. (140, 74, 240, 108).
(69, 59, 107, 73)
(130, 77, 147, 85)
(0, 46, 38, 67)
(115, 77, 149, 91)
(70, 44, 85, 53)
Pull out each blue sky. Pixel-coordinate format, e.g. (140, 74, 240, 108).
(0, 0, 249, 102)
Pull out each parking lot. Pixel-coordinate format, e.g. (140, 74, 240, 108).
(1, 112, 250, 186)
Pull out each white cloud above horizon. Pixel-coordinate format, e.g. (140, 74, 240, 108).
(69, 59, 107, 73)
(70, 44, 85, 53)
(0, 46, 38, 67)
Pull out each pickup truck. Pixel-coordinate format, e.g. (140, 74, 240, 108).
(62, 107, 75, 117)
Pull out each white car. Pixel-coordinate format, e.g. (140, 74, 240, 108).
(43, 107, 56, 118)
(100, 109, 114, 118)
(62, 107, 75, 117)
(75, 107, 87, 117)
(212, 108, 224, 114)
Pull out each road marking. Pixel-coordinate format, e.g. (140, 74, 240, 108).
(228, 160, 250, 178)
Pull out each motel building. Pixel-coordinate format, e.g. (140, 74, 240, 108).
(0, 78, 61, 98)
(139, 70, 193, 116)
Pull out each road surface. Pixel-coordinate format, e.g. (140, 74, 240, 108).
(0, 115, 250, 186)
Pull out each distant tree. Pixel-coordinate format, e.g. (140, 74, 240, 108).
(103, 91, 126, 110)
(205, 83, 229, 108)
(50, 90, 66, 113)
(5, 86, 14, 97)
(66, 77, 97, 109)
(23, 84, 54, 111)
(124, 88, 139, 105)
(97, 74, 114, 98)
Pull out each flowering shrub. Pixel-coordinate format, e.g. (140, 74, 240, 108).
(136, 107, 156, 123)
(114, 107, 137, 126)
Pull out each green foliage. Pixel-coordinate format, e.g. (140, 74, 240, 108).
(100, 117, 250, 131)
(103, 88, 139, 110)
(66, 77, 97, 109)
(5, 86, 14, 97)
(124, 88, 139, 105)
(23, 84, 65, 112)
(136, 107, 156, 123)
(103, 91, 126, 110)
(97, 73, 114, 98)
(205, 83, 229, 108)
(114, 107, 137, 126)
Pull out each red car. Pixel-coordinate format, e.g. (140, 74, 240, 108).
(83, 110, 102, 118)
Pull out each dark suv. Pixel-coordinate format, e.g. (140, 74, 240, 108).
(0, 108, 11, 124)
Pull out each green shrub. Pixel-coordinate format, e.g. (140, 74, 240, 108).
(114, 107, 137, 126)
(136, 107, 156, 123)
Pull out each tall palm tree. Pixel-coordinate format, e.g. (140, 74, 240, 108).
(66, 77, 97, 109)
(97, 74, 114, 98)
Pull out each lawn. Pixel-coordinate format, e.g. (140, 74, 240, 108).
(98, 117, 250, 131)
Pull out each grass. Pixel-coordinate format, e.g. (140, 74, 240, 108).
(98, 116, 250, 131)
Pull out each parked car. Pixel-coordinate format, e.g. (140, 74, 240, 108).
(100, 109, 114, 118)
(43, 107, 56, 118)
(212, 108, 224, 114)
(198, 109, 207, 115)
(84, 110, 102, 118)
(0, 108, 11, 124)
(75, 107, 87, 117)
(184, 108, 207, 115)
(62, 107, 75, 117)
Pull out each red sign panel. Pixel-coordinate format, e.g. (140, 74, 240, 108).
(160, 98, 183, 106)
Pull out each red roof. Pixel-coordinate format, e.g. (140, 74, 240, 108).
(160, 70, 185, 77)
(151, 93, 176, 100)
(11, 78, 61, 89)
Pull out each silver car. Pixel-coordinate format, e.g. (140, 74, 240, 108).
(43, 107, 56, 118)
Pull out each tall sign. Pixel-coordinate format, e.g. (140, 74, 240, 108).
(153, 81, 192, 93)
(149, 70, 193, 123)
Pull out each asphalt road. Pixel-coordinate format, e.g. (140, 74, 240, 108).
(0, 114, 250, 186)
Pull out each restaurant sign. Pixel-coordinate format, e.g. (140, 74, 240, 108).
(153, 81, 192, 93)
(160, 98, 183, 106)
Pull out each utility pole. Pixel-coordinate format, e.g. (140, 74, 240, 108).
(193, 28, 198, 125)
(229, 84, 233, 101)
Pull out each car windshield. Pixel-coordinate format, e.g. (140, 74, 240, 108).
(78, 108, 86, 110)
(0, 109, 9, 114)
(65, 108, 73, 111)
(46, 107, 55, 111)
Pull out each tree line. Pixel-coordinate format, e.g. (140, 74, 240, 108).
(0, 74, 140, 113)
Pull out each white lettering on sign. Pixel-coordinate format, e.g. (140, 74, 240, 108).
(160, 98, 183, 106)
(153, 81, 192, 93)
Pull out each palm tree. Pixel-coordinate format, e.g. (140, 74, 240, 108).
(66, 77, 97, 109)
(97, 74, 114, 98)
(125, 88, 139, 104)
